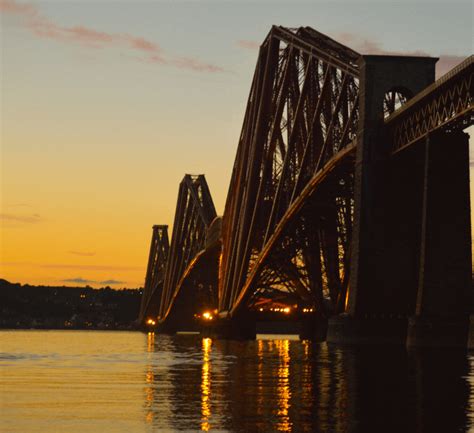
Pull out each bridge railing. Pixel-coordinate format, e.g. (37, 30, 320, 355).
(385, 55, 473, 153)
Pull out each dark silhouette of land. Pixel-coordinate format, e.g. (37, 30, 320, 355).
(0, 279, 141, 330)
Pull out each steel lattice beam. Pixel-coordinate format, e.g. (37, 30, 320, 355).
(218, 26, 360, 317)
(138, 225, 169, 323)
(386, 55, 473, 152)
(140, 26, 474, 332)
(158, 174, 217, 322)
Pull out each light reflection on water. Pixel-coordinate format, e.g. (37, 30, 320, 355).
(0, 330, 473, 433)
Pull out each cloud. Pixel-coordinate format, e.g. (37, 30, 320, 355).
(62, 277, 95, 284)
(62, 277, 126, 285)
(100, 279, 125, 285)
(42, 263, 142, 271)
(237, 40, 260, 50)
(236, 32, 466, 78)
(0, 213, 42, 223)
(1, 0, 224, 73)
(171, 56, 225, 73)
(6, 203, 33, 208)
(334, 32, 467, 78)
(435, 55, 469, 77)
(68, 250, 96, 257)
(1, 261, 142, 271)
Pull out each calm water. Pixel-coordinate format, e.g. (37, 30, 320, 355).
(0, 330, 473, 433)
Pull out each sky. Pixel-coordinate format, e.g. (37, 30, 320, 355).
(1, 0, 473, 288)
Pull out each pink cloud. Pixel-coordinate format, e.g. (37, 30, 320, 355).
(335, 32, 467, 78)
(0, 0, 36, 15)
(235, 31, 465, 78)
(0, 213, 42, 223)
(172, 56, 226, 73)
(1, 0, 223, 73)
(435, 55, 469, 77)
(237, 40, 260, 50)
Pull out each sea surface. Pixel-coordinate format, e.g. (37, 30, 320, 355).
(0, 330, 473, 432)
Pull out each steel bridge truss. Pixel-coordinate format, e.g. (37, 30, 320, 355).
(140, 26, 473, 329)
(158, 174, 217, 322)
(219, 26, 360, 317)
(138, 225, 169, 323)
(386, 55, 473, 152)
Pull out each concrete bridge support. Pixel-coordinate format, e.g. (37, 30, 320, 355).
(203, 312, 257, 340)
(327, 54, 469, 345)
(407, 130, 471, 347)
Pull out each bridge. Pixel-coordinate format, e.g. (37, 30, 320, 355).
(138, 26, 473, 347)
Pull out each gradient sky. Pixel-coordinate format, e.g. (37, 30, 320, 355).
(1, 0, 473, 288)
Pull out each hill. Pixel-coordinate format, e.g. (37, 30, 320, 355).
(0, 280, 142, 330)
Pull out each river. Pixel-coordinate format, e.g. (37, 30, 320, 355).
(0, 330, 473, 432)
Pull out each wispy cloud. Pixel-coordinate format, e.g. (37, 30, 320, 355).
(1, 261, 142, 271)
(237, 32, 467, 78)
(62, 277, 126, 285)
(237, 40, 260, 50)
(42, 263, 142, 271)
(0, 213, 42, 223)
(68, 250, 96, 257)
(100, 279, 125, 285)
(435, 55, 469, 77)
(6, 203, 33, 208)
(1, 0, 224, 72)
(335, 32, 467, 78)
(62, 277, 95, 284)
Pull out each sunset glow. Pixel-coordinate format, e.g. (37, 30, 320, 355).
(1, 0, 472, 288)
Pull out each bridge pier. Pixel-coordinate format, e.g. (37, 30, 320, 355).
(407, 130, 471, 347)
(203, 313, 256, 340)
(328, 54, 474, 345)
(299, 316, 328, 341)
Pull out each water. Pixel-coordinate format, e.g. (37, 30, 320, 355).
(1, 330, 473, 433)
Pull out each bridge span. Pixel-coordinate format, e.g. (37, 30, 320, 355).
(139, 26, 473, 347)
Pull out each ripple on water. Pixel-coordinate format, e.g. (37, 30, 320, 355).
(0, 330, 473, 433)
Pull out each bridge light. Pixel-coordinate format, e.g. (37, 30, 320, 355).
(202, 311, 213, 320)
(283, 307, 290, 313)
(146, 318, 156, 326)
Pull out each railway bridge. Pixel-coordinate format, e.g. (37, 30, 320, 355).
(139, 26, 473, 347)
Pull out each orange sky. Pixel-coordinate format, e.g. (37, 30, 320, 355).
(1, 0, 472, 288)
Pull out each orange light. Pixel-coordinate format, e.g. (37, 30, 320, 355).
(146, 318, 156, 326)
(283, 307, 290, 313)
(202, 311, 213, 321)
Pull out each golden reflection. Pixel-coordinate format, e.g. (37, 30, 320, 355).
(147, 332, 155, 352)
(144, 333, 155, 424)
(276, 339, 292, 432)
(201, 338, 212, 431)
(257, 339, 265, 417)
(317, 343, 331, 429)
(300, 340, 313, 419)
(144, 365, 154, 424)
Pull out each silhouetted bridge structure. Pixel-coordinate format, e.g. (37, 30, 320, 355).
(139, 26, 473, 347)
